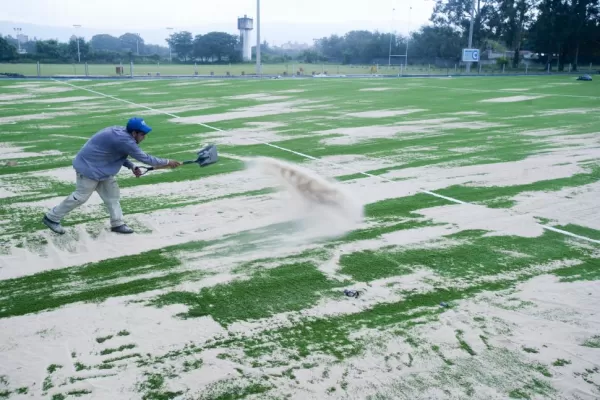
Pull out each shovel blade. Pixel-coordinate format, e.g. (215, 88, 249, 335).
(196, 144, 218, 167)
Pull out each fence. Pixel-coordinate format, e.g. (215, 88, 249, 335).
(0, 61, 598, 78)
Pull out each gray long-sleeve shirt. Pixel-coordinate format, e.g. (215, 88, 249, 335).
(72, 126, 169, 181)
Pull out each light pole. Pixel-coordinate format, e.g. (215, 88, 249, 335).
(13, 27, 22, 54)
(73, 24, 81, 62)
(135, 33, 140, 55)
(388, 9, 395, 68)
(256, 0, 261, 75)
(166, 27, 174, 62)
(466, 0, 476, 73)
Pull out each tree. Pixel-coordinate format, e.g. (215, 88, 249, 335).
(90, 34, 122, 52)
(120, 33, 144, 55)
(492, 0, 538, 67)
(166, 31, 193, 61)
(194, 32, 240, 62)
(430, 0, 497, 48)
(69, 38, 90, 61)
(408, 26, 463, 64)
(0, 36, 17, 61)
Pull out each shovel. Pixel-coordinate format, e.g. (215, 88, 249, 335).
(136, 144, 218, 176)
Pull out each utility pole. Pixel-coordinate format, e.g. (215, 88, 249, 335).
(256, 0, 261, 75)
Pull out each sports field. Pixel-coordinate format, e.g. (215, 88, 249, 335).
(0, 75, 599, 399)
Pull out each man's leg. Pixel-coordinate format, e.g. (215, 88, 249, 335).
(95, 176, 132, 234)
(44, 173, 98, 234)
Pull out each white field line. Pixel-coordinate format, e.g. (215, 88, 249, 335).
(51, 79, 600, 245)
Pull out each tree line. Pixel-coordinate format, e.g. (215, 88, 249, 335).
(1, 0, 598, 70)
(311, 0, 599, 70)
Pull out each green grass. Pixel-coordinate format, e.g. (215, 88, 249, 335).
(151, 261, 346, 325)
(1, 75, 599, 400)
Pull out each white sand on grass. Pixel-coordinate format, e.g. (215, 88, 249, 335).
(346, 109, 427, 118)
(538, 108, 600, 116)
(171, 100, 320, 124)
(359, 87, 393, 91)
(1, 158, 365, 279)
(383, 146, 599, 192)
(23, 96, 101, 104)
(0, 144, 63, 160)
(319, 119, 508, 145)
(196, 122, 297, 146)
(512, 181, 600, 231)
(225, 93, 292, 101)
(480, 95, 546, 103)
(0, 93, 36, 101)
(0, 112, 76, 125)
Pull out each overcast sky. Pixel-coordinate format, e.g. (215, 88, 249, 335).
(2, 0, 436, 44)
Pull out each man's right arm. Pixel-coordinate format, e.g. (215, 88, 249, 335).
(121, 138, 171, 167)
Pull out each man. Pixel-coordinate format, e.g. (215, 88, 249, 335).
(42, 117, 181, 235)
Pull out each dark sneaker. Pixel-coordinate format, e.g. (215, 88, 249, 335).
(111, 224, 134, 234)
(42, 215, 66, 234)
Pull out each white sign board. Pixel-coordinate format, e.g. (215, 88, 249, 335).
(462, 48, 480, 62)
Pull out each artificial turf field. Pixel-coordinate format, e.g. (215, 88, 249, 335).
(0, 75, 599, 399)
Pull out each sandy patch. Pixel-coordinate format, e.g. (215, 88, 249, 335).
(197, 122, 298, 146)
(167, 81, 206, 87)
(513, 181, 600, 231)
(519, 128, 570, 137)
(448, 146, 488, 153)
(29, 87, 74, 94)
(51, 134, 90, 140)
(538, 108, 600, 116)
(25, 96, 100, 104)
(0, 112, 76, 125)
(225, 93, 291, 101)
(5, 82, 45, 89)
(302, 154, 398, 178)
(450, 111, 486, 116)
(480, 95, 545, 103)
(133, 103, 217, 117)
(346, 109, 427, 118)
(0, 144, 63, 160)
(171, 100, 320, 124)
(319, 119, 507, 145)
(383, 146, 598, 191)
(87, 81, 137, 87)
(419, 203, 544, 237)
(359, 87, 393, 91)
(118, 87, 153, 92)
(0, 93, 35, 101)
(0, 296, 226, 399)
(32, 124, 72, 130)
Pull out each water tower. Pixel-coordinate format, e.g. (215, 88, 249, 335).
(238, 15, 254, 61)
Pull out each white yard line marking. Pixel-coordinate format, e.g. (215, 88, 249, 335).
(52, 78, 600, 245)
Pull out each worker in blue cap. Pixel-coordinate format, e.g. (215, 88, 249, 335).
(42, 117, 181, 235)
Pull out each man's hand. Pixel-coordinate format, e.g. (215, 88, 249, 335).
(132, 166, 143, 178)
(167, 160, 182, 168)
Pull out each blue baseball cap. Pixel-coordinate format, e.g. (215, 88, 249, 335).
(126, 117, 152, 134)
